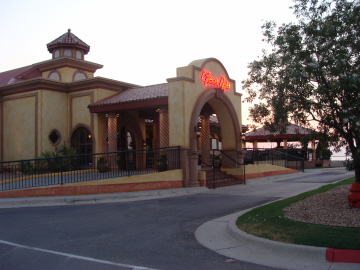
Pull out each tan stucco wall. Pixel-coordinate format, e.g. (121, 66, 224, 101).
(168, 59, 242, 148)
(40, 90, 68, 153)
(2, 87, 107, 161)
(95, 89, 118, 101)
(222, 164, 292, 176)
(3, 93, 38, 160)
(71, 94, 92, 128)
(42, 68, 93, 82)
(66, 169, 183, 186)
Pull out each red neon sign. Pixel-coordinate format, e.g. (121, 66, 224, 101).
(200, 70, 230, 90)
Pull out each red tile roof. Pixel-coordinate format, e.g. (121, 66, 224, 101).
(89, 83, 168, 108)
(0, 65, 41, 87)
(47, 29, 90, 54)
(245, 123, 314, 137)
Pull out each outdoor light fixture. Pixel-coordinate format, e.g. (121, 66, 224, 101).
(194, 126, 202, 138)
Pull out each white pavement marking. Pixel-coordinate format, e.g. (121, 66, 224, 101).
(0, 239, 158, 270)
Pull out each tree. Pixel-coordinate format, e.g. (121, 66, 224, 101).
(242, 0, 360, 183)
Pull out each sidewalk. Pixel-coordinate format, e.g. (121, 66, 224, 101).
(195, 168, 360, 270)
(1, 168, 359, 269)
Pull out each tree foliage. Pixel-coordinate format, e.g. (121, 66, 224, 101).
(242, 0, 360, 182)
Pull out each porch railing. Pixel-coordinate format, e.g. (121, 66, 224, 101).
(244, 148, 305, 172)
(0, 146, 180, 191)
(199, 149, 246, 189)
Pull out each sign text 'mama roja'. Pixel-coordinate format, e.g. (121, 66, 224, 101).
(200, 70, 230, 91)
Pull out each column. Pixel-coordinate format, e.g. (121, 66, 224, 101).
(107, 112, 118, 153)
(253, 140, 258, 149)
(189, 150, 201, 187)
(201, 113, 211, 168)
(153, 117, 160, 149)
(152, 116, 160, 164)
(312, 139, 317, 160)
(283, 139, 288, 149)
(158, 107, 169, 148)
(237, 149, 246, 168)
(242, 138, 246, 148)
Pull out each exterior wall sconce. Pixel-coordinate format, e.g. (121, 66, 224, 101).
(194, 126, 202, 138)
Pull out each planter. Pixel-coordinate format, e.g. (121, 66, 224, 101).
(97, 163, 108, 173)
(156, 161, 167, 172)
(97, 157, 109, 173)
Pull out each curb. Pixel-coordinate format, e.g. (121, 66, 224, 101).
(229, 209, 360, 265)
(326, 248, 360, 263)
(0, 187, 207, 208)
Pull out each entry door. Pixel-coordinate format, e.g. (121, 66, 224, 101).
(117, 127, 136, 170)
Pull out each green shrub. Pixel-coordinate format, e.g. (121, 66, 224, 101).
(37, 143, 78, 172)
(20, 161, 35, 174)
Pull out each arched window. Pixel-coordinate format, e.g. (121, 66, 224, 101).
(73, 70, 87, 81)
(54, 49, 60, 58)
(71, 127, 93, 166)
(48, 70, 60, 81)
(64, 49, 72, 57)
(76, 50, 82, 59)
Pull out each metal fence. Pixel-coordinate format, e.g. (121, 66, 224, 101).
(199, 149, 246, 189)
(0, 147, 180, 191)
(244, 148, 305, 172)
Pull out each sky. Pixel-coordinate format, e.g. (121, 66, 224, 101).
(1, 0, 349, 158)
(0, 0, 299, 126)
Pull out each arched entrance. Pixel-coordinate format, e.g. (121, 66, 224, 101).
(187, 89, 243, 186)
(190, 89, 241, 151)
(70, 126, 93, 166)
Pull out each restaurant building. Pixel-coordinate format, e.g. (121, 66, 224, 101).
(0, 30, 249, 188)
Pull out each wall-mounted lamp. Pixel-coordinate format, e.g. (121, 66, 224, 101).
(194, 126, 202, 138)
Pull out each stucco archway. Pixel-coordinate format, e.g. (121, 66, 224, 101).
(186, 88, 243, 187)
(189, 88, 241, 151)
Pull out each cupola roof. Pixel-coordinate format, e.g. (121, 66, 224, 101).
(47, 29, 90, 54)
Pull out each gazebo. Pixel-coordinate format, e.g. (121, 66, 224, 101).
(244, 123, 318, 161)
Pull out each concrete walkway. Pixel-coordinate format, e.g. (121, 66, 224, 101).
(195, 169, 360, 270)
(0, 168, 359, 270)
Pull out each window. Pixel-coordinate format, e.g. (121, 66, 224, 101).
(48, 70, 60, 81)
(71, 127, 93, 165)
(49, 129, 61, 145)
(73, 70, 87, 81)
(54, 49, 60, 58)
(64, 49, 72, 57)
(76, 50, 82, 59)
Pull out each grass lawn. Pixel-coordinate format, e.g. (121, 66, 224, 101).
(236, 177, 360, 250)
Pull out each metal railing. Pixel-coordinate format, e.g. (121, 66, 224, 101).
(199, 149, 246, 189)
(244, 148, 305, 172)
(0, 147, 180, 191)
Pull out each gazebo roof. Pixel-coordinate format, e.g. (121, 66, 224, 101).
(244, 123, 315, 142)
